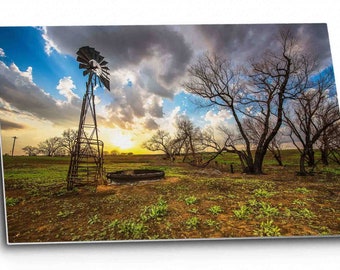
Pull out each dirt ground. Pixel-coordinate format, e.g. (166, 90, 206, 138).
(3, 155, 340, 243)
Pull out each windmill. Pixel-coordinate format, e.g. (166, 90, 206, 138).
(66, 46, 110, 190)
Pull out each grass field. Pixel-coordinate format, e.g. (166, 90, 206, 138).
(2, 151, 340, 243)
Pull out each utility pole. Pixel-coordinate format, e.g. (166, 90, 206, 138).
(11, 136, 17, 156)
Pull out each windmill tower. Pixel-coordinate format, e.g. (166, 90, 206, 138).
(67, 46, 110, 190)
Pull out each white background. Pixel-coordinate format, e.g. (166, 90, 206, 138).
(0, 0, 339, 269)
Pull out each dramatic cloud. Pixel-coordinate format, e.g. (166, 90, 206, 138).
(0, 61, 80, 127)
(38, 24, 334, 133)
(10, 63, 33, 84)
(43, 25, 193, 85)
(0, 117, 25, 130)
(203, 109, 233, 129)
(0, 48, 5, 57)
(56, 76, 79, 104)
(195, 24, 332, 68)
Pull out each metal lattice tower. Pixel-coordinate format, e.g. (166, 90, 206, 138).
(67, 46, 110, 190)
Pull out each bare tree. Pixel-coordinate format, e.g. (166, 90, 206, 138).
(184, 30, 310, 174)
(317, 121, 340, 165)
(61, 129, 77, 155)
(284, 67, 340, 175)
(175, 116, 206, 163)
(22, 145, 39, 156)
(38, 137, 63, 157)
(328, 122, 340, 164)
(142, 130, 179, 161)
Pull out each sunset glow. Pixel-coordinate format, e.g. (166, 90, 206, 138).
(109, 129, 134, 150)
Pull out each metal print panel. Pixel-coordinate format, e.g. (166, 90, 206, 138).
(1, 24, 339, 244)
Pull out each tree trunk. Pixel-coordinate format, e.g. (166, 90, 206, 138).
(298, 152, 308, 176)
(320, 148, 329, 165)
(273, 152, 283, 166)
(306, 147, 315, 167)
(253, 152, 265, 174)
(244, 148, 267, 174)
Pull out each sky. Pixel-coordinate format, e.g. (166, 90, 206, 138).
(0, 24, 336, 155)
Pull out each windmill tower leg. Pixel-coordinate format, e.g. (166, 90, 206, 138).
(66, 81, 104, 190)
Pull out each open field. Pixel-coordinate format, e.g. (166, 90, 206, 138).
(2, 151, 340, 243)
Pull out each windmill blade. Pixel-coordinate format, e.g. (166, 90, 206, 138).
(100, 77, 110, 91)
(101, 73, 110, 80)
(76, 55, 89, 65)
(83, 69, 91, 76)
(79, 63, 89, 69)
(100, 60, 108, 66)
(96, 55, 104, 63)
(77, 48, 91, 62)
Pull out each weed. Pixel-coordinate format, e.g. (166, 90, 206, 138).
(148, 235, 160, 240)
(248, 198, 259, 207)
(207, 195, 225, 201)
(209, 205, 223, 215)
(165, 221, 172, 230)
(318, 226, 331, 235)
(88, 214, 100, 225)
(233, 205, 250, 219)
(27, 186, 40, 196)
(118, 219, 148, 239)
(184, 195, 198, 205)
(226, 193, 236, 199)
(185, 217, 200, 229)
(54, 187, 71, 197)
(253, 188, 274, 198)
(140, 197, 168, 221)
(108, 219, 120, 229)
(295, 208, 315, 219)
(258, 202, 279, 218)
(254, 219, 281, 237)
(57, 210, 73, 218)
(188, 208, 199, 214)
(205, 219, 220, 228)
(284, 207, 292, 217)
(295, 187, 310, 194)
(33, 210, 42, 216)
(6, 197, 19, 206)
(292, 199, 307, 206)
